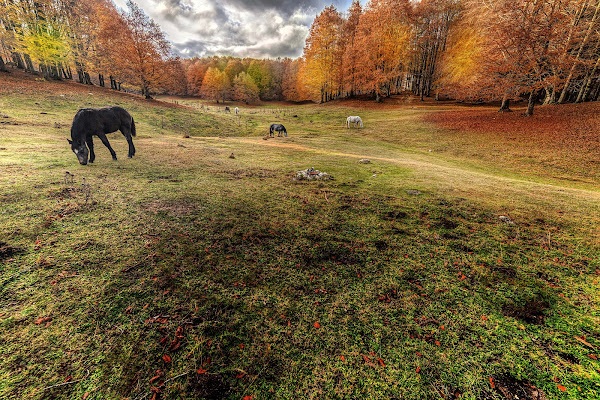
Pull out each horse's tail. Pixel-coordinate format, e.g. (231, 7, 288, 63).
(131, 116, 136, 136)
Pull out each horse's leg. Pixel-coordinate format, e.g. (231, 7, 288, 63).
(120, 127, 135, 158)
(98, 133, 117, 160)
(86, 135, 95, 163)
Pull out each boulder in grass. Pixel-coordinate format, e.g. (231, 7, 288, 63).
(294, 167, 332, 181)
(358, 159, 371, 164)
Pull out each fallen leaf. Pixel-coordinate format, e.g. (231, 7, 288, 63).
(243, 396, 252, 400)
(162, 354, 171, 363)
(557, 384, 567, 392)
(575, 336, 595, 349)
(82, 392, 90, 400)
(481, 315, 488, 321)
(362, 354, 371, 363)
(435, 340, 441, 346)
(416, 366, 421, 373)
(376, 358, 386, 367)
(314, 322, 321, 329)
(340, 355, 345, 361)
(236, 372, 245, 378)
(588, 354, 598, 360)
(34, 316, 52, 325)
(196, 368, 207, 374)
(150, 375, 161, 383)
(489, 376, 495, 389)
(169, 338, 180, 351)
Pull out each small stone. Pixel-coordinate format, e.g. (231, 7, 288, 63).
(358, 159, 371, 164)
(406, 190, 422, 196)
(499, 215, 515, 224)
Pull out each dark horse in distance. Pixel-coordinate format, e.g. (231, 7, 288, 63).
(269, 123, 287, 137)
(68, 106, 136, 165)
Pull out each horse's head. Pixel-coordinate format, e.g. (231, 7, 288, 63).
(67, 138, 89, 165)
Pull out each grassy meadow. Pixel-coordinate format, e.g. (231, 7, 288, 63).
(1, 73, 599, 400)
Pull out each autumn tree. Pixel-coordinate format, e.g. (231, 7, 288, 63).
(232, 71, 260, 103)
(353, 0, 413, 101)
(186, 60, 209, 95)
(201, 67, 230, 102)
(410, 0, 461, 100)
(116, 0, 173, 98)
(340, 0, 362, 97)
(299, 5, 343, 102)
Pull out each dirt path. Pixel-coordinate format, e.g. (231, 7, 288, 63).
(230, 137, 600, 218)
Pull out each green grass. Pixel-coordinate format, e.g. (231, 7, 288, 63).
(1, 82, 599, 400)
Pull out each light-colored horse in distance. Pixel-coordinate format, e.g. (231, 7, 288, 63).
(346, 116, 363, 128)
(234, 107, 239, 115)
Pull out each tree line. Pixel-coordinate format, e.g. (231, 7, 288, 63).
(3, 0, 600, 114)
(298, 0, 600, 114)
(0, 0, 184, 98)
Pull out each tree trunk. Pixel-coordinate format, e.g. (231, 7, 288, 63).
(0, 55, 7, 72)
(50, 65, 61, 80)
(558, 0, 600, 104)
(99, 74, 105, 87)
(524, 92, 536, 116)
(84, 72, 93, 85)
(12, 52, 25, 69)
(23, 54, 35, 74)
(498, 94, 512, 112)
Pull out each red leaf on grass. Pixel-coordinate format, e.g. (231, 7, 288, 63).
(362, 354, 371, 363)
(588, 354, 598, 360)
(169, 338, 180, 351)
(314, 322, 321, 328)
(162, 355, 171, 363)
(34, 316, 52, 325)
(82, 392, 90, 400)
(340, 355, 345, 361)
(150, 375, 161, 383)
(416, 366, 421, 373)
(489, 377, 495, 389)
(481, 315, 488, 321)
(376, 358, 386, 367)
(236, 372, 245, 378)
(243, 396, 252, 400)
(557, 384, 567, 392)
(435, 341, 441, 346)
(197, 368, 207, 374)
(64, 376, 72, 382)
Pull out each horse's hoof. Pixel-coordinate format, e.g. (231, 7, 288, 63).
(128, 155, 133, 158)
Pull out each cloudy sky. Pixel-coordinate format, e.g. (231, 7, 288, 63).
(112, 0, 354, 59)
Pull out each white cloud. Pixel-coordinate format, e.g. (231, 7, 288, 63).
(111, 0, 354, 59)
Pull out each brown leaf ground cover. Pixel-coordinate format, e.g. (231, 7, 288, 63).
(424, 101, 600, 184)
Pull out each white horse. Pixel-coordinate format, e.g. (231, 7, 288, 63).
(234, 107, 239, 115)
(346, 116, 363, 129)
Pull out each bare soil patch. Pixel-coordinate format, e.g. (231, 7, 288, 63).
(0, 241, 23, 260)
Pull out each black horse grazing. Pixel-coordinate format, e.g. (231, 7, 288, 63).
(269, 123, 287, 137)
(67, 106, 136, 165)
(224, 106, 230, 113)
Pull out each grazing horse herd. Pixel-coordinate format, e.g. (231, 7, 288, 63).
(68, 105, 363, 165)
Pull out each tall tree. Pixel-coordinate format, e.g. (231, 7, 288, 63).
(299, 5, 343, 102)
(118, 0, 173, 98)
(340, 0, 362, 97)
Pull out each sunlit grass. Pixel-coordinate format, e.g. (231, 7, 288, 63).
(1, 84, 599, 399)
